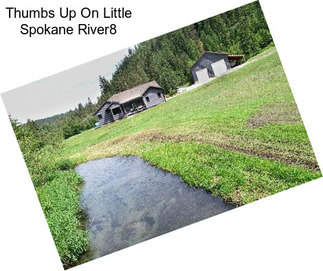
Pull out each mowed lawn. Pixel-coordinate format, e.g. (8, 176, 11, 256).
(62, 48, 321, 205)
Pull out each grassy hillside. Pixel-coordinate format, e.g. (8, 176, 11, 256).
(62, 47, 321, 205)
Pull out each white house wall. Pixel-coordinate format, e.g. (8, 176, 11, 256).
(195, 68, 210, 84)
(211, 59, 228, 76)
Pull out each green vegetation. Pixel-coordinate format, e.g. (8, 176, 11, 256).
(36, 163, 88, 266)
(168, 89, 178, 97)
(35, 100, 97, 139)
(10, 118, 88, 268)
(63, 50, 321, 205)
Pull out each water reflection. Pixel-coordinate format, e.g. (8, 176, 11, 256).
(76, 156, 234, 263)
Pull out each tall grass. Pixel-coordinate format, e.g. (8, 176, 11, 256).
(10, 118, 88, 268)
(33, 148, 88, 268)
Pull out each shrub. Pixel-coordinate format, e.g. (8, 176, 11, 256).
(169, 89, 177, 96)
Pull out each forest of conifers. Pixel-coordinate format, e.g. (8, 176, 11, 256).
(97, 1, 272, 104)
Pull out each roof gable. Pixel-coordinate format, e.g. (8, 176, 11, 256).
(108, 80, 162, 104)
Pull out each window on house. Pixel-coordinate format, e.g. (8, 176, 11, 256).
(146, 96, 150, 103)
(97, 114, 102, 120)
(112, 107, 122, 115)
(157, 92, 162, 98)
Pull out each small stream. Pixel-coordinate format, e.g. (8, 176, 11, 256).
(76, 156, 234, 264)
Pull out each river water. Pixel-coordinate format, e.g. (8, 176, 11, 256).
(76, 156, 234, 263)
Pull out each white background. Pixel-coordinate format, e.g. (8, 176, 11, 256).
(0, 0, 322, 270)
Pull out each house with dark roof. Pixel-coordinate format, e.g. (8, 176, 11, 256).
(94, 80, 165, 125)
(191, 51, 244, 84)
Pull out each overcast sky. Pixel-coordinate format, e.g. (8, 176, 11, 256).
(1, 47, 130, 123)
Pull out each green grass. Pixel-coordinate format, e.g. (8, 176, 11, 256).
(31, 147, 88, 268)
(141, 142, 320, 204)
(37, 170, 88, 266)
(246, 42, 276, 62)
(61, 48, 321, 206)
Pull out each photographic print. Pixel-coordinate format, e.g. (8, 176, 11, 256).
(1, 1, 321, 269)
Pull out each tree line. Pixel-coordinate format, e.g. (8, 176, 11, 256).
(98, 1, 272, 104)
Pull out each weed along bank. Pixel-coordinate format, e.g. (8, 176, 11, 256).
(94, 81, 166, 125)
